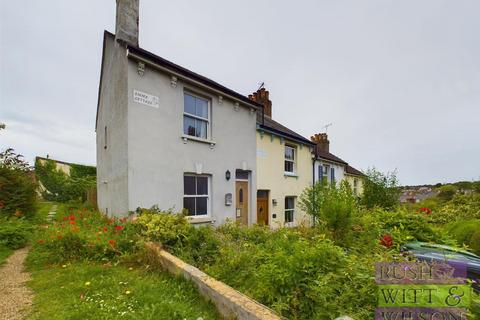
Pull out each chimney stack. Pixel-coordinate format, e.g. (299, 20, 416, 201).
(115, 0, 139, 46)
(249, 87, 272, 117)
(311, 133, 330, 154)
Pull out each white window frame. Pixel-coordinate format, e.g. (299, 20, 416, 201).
(284, 145, 296, 175)
(183, 91, 211, 140)
(353, 178, 358, 195)
(183, 174, 211, 217)
(284, 196, 295, 224)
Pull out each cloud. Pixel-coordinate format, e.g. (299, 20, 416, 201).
(1, 0, 479, 184)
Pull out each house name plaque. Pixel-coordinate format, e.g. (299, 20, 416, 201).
(133, 90, 159, 108)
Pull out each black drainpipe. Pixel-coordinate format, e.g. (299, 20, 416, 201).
(312, 151, 316, 227)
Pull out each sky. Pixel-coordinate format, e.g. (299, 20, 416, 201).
(1, 0, 479, 185)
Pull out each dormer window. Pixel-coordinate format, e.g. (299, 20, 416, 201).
(183, 92, 210, 139)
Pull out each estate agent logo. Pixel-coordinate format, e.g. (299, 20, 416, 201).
(375, 262, 471, 319)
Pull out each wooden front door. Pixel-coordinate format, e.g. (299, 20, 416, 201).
(235, 181, 249, 225)
(256, 194, 269, 225)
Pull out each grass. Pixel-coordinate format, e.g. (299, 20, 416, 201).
(33, 201, 54, 223)
(25, 202, 220, 320)
(26, 261, 219, 320)
(0, 245, 13, 265)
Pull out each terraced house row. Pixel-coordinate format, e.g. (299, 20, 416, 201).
(96, 0, 364, 228)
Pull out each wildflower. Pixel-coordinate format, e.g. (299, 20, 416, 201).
(62, 264, 67, 268)
(128, 267, 133, 271)
(125, 290, 131, 295)
(103, 227, 108, 233)
(70, 220, 76, 225)
(37, 239, 45, 245)
(108, 240, 116, 248)
(380, 234, 393, 248)
(85, 281, 91, 286)
(418, 207, 432, 214)
(69, 215, 75, 221)
(115, 225, 124, 231)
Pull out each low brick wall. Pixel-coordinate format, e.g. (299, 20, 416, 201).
(146, 242, 281, 320)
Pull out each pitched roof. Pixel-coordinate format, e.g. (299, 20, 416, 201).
(315, 149, 348, 165)
(125, 42, 263, 110)
(346, 165, 364, 176)
(256, 113, 315, 146)
(96, 31, 263, 130)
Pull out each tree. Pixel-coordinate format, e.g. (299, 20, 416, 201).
(0, 124, 37, 217)
(299, 180, 357, 241)
(361, 168, 400, 209)
(437, 184, 457, 201)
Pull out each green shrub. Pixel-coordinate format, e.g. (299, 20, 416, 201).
(446, 220, 480, 255)
(361, 168, 400, 209)
(0, 165, 37, 218)
(299, 180, 357, 242)
(437, 184, 458, 201)
(0, 217, 33, 249)
(429, 193, 480, 225)
(136, 208, 192, 249)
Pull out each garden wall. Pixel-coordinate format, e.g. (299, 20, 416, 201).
(145, 242, 282, 320)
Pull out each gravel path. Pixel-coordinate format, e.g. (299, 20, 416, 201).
(0, 248, 33, 320)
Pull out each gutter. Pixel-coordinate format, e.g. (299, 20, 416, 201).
(127, 50, 262, 111)
(257, 125, 315, 147)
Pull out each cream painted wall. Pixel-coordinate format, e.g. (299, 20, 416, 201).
(345, 174, 364, 196)
(256, 131, 313, 228)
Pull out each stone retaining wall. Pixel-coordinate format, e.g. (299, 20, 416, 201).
(145, 242, 282, 320)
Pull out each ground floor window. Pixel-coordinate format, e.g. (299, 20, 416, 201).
(284, 196, 295, 223)
(183, 174, 210, 216)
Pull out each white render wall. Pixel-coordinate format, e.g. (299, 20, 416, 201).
(125, 58, 257, 225)
(313, 159, 346, 185)
(96, 34, 130, 216)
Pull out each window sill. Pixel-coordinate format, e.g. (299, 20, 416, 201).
(181, 135, 216, 147)
(284, 172, 299, 178)
(186, 216, 214, 224)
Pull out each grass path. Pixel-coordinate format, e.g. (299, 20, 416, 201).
(0, 247, 34, 320)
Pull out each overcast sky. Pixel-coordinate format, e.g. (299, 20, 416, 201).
(1, 0, 479, 185)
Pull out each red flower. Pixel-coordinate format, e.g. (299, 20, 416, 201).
(69, 220, 76, 225)
(115, 225, 124, 231)
(108, 240, 116, 248)
(380, 234, 393, 248)
(69, 215, 76, 221)
(103, 227, 108, 233)
(37, 239, 45, 245)
(418, 207, 432, 214)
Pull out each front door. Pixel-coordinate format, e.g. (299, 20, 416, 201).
(256, 190, 269, 225)
(235, 180, 249, 225)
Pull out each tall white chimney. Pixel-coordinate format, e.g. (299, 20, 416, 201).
(115, 0, 139, 46)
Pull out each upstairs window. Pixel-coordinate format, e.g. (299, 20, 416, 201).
(353, 178, 358, 195)
(183, 92, 210, 139)
(183, 174, 210, 216)
(284, 145, 296, 174)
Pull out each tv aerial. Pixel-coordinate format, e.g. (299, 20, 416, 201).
(323, 123, 333, 133)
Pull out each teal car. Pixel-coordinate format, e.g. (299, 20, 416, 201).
(401, 242, 480, 292)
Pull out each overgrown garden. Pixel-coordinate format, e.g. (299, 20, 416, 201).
(1, 120, 479, 319)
